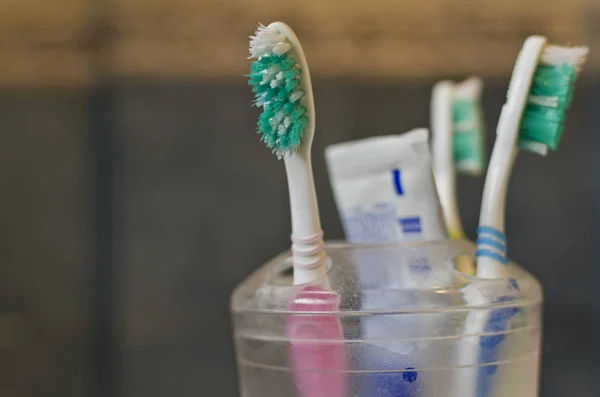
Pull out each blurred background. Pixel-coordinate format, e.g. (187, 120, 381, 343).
(0, 0, 598, 396)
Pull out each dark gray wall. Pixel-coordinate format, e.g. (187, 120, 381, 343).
(0, 80, 597, 396)
(0, 92, 90, 396)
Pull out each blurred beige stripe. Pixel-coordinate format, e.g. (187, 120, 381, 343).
(0, 0, 95, 87)
(0, 0, 595, 87)
(112, 0, 593, 80)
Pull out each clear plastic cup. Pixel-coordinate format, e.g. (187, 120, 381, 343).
(231, 240, 542, 397)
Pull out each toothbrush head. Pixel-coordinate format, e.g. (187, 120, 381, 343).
(452, 77, 485, 176)
(248, 23, 313, 159)
(517, 44, 588, 155)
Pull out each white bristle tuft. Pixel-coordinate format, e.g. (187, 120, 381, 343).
(277, 123, 287, 136)
(262, 66, 280, 83)
(540, 45, 589, 70)
(255, 93, 267, 106)
(289, 91, 304, 103)
(283, 116, 291, 129)
(527, 95, 558, 108)
(249, 24, 291, 59)
(518, 140, 548, 156)
(273, 42, 292, 55)
(270, 111, 284, 129)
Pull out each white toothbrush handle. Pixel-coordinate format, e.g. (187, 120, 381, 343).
(431, 81, 464, 239)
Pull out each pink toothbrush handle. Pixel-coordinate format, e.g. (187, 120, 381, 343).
(287, 286, 347, 397)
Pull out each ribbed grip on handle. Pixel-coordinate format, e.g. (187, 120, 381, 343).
(291, 231, 326, 270)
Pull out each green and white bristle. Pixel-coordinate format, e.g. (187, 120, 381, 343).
(517, 45, 588, 155)
(248, 24, 308, 158)
(452, 78, 485, 175)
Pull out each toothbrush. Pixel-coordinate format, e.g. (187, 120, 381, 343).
(431, 77, 485, 275)
(248, 22, 346, 397)
(477, 36, 587, 279)
(454, 36, 588, 397)
(432, 81, 462, 238)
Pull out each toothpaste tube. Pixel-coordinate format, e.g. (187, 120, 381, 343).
(325, 128, 448, 244)
(325, 129, 452, 396)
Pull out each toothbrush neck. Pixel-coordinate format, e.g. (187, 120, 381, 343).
(283, 148, 327, 285)
(479, 100, 522, 232)
(284, 149, 322, 238)
(480, 144, 517, 231)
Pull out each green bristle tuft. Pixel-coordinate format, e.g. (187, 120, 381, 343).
(264, 89, 278, 102)
(283, 102, 295, 115)
(452, 99, 485, 175)
(285, 78, 300, 93)
(250, 62, 269, 73)
(288, 118, 307, 148)
(279, 57, 297, 71)
(268, 100, 283, 114)
(277, 89, 288, 102)
(251, 83, 268, 95)
(246, 72, 263, 85)
(290, 106, 307, 120)
(248, 32, 308, 157)
(259, 55, 278, 65)
(518, 63, 578, 154)
(283, 69, 301, 80)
